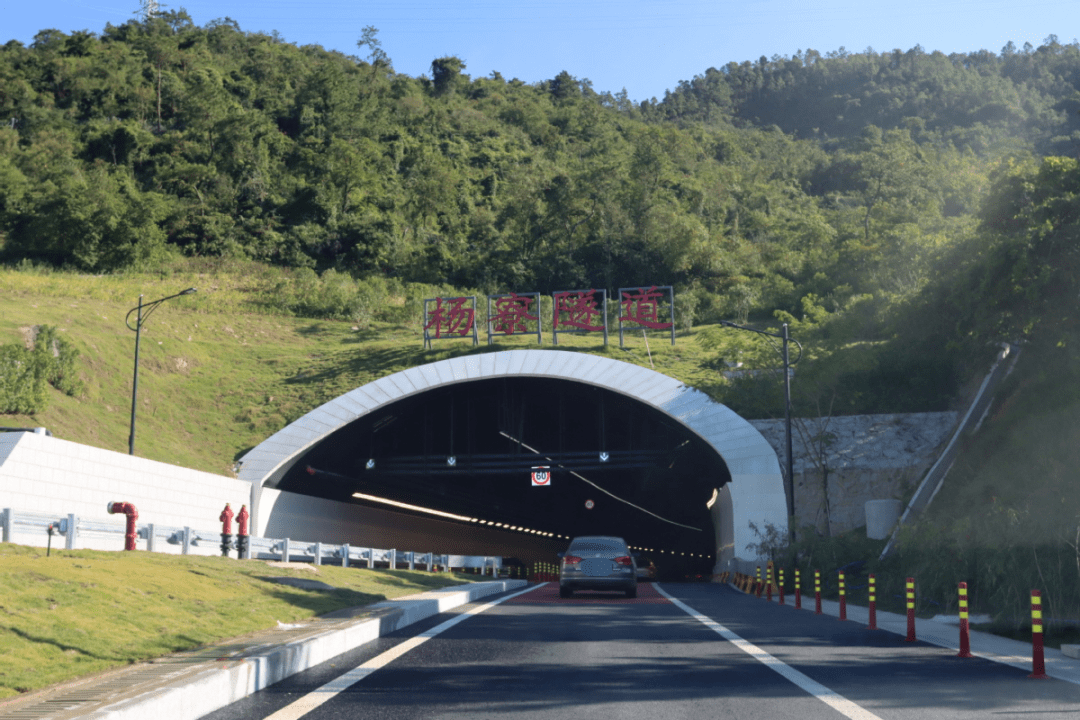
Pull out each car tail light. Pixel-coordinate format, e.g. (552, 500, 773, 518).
(614, 556, 633, 567)
(563, 555, 582, 565)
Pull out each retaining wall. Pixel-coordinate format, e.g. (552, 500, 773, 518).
(0, 430, 250, 554)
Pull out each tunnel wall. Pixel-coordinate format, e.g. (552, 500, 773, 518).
(238, 350, 786, 573)
(258, 487, 566, 564)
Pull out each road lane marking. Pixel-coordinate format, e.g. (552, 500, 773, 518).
(655, 584, 885, 720)
(263, 583, 543, 720)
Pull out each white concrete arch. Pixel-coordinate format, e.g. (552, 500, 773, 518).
(237, 349, 786, 571)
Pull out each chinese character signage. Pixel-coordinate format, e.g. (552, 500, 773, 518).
(423, 296, 478, 349)
(618, 285, 674, 347)
(553, 289, 608, 346)
(487, 292, 541, 345)
(422, 286, 674, 349)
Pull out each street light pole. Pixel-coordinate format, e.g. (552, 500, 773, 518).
(126, 288, 197, 455)
(719, 320, 802, 542)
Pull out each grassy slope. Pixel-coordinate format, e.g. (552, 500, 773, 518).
(0, 268, 721, 475)
(0, 543, 479, 699)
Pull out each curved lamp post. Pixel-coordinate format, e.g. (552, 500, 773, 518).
(719, 320, 802, 541)
(125, 288, 197, 455)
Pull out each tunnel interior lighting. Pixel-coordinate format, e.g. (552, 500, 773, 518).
(350, 492, 475, 522)
(706, 488, 718, 509)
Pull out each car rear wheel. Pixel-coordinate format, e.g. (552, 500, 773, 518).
(559, 586, 573, 598)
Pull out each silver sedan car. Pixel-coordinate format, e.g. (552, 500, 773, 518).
(558, 535, 637, 598)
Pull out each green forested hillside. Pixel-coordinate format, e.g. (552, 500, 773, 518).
(4, 16, 1080, 414)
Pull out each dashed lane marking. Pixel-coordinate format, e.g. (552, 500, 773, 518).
(262, 583, 542, 720)
(655, 584, 886, 720)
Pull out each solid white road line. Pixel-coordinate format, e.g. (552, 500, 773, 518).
(655, 584, 885, 720)
(263, 583, 543, 720)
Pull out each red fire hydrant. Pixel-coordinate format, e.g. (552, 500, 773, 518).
(107, 501, 139, 551)
(236, 504, 250, 559)
(219, 503, 235, 557)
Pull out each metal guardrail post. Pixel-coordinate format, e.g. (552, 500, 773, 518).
(389, 549, 396, 569)
(1, 508, 10, 543)
(314, 542, 322, 566)
(65, 514, 78, 550)
(408, 552, 415, 571)
(366, 548, 373, 568)
(342, 543, 350, 568)
(146, 523, 156, 553)
(282, 537, 291, 563)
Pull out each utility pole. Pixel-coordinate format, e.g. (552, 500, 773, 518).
(719, 320, 802, 542)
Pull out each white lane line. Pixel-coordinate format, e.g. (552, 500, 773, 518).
(655, 584, 885, 720)
(264, 583, 544, 720)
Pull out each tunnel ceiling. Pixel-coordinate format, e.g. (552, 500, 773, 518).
(269, 376, 729, 556)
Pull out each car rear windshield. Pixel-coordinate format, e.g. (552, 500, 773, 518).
(568, 537, 627, 553)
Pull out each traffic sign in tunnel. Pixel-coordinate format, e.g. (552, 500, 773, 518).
(237, 350, 787, 578)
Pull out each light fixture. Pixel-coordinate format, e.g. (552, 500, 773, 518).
(350, 492, 473, 522)
(706, 488, 718, 509)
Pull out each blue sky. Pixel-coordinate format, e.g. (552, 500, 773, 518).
(5, 0, 1079, 101)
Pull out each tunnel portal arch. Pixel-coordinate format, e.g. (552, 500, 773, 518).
(237, 350, 786, 572)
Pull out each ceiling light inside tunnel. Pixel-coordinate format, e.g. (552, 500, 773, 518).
(350, 492, 475, 522)
(706, 488, 718, 510)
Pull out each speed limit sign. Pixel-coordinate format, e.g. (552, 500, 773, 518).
(531, 466, 551, 486)
(585, 499, 595, 509)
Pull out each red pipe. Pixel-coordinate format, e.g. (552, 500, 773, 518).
(107, 501, 139, 551)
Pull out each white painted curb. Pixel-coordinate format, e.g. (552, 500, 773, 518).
(83, 580, 526, 720)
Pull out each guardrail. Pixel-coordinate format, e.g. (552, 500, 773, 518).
(0, 506, 505, 573)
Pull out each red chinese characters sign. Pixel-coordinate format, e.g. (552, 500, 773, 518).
(618, 285, 674, 347)
(423, 296, 478, 349)
(552, 289, 607, 345)
(487, 292, 541, 344)
(423, 286, 674, 349)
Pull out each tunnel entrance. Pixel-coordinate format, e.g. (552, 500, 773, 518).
(239, 350, 787, 578)
(272, 376, 726, 574)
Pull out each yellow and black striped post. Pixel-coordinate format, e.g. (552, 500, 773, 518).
(957, 582, 972, 657)
(756, 566, 763, 598)
(905, 577, 916, 641)
(778, 568, 785, 605)
(814, 570, 822, 614)
(838, 571, 847, 621)
(867, 574, 877, 630)
(766, 561, 774, 602)
(794, 568, 802, 609)
(1030, 590, 1047, 678)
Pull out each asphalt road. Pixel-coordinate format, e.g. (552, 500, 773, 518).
(203, 582, 1080, 720)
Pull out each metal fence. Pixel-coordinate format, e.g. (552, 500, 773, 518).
(0, 507, 504, 573)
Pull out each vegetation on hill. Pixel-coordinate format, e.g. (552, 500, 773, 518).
(3, 13, 1080, 650)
